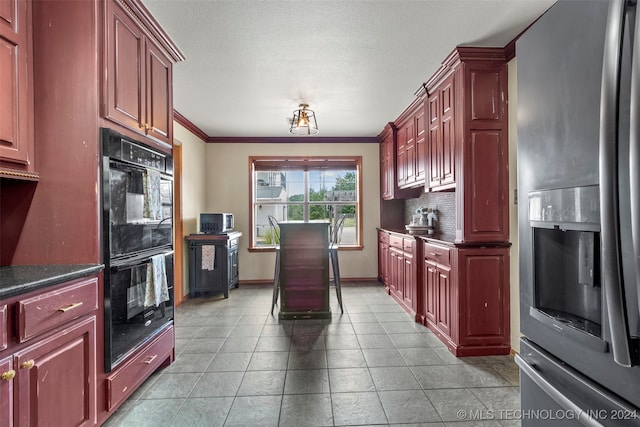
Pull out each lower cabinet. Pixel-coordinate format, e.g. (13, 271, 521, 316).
(422, 241, 510, 356)
(386, 232, 420, 320)
(0, 354, 12, 426)
(1, 273, 100, 427)
(14, 317, 96, 426)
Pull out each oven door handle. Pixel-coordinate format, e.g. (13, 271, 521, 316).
(515, 355, 605, 427)
(110, 251, 173, 272)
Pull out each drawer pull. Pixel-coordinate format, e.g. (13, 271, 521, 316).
(429, 252, 441, 256)
(142, 355, 157, 365)
(58, 302, 84, 313)
(1, 370, 16, 381)
(20, 360, 35, 370)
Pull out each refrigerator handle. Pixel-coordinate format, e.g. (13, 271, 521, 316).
(630, 0, 640, 324)
(515, 355, 605, 427)
(599, 0, 632, 367)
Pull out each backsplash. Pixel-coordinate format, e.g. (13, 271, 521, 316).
(404, 191, 456, 237)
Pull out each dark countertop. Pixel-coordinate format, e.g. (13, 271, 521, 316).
(0, 264, 104, 300)
(378, 227, 456, 245)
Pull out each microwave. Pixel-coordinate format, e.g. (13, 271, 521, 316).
(200, 213, 234, 233)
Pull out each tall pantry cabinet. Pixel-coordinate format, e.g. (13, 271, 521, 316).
(0, 0, 183, 425)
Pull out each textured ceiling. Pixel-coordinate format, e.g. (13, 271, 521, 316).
(142, 0, 556, 138)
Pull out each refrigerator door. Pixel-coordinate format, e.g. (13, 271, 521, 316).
(517, 338, 638, 427)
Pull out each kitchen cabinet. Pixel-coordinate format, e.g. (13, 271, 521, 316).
(427, 73, 455, 190)
(422, 240, 510, 356)
(395, 99, 426, 189)
(0, 275, 99, 427)
(387, 233, 420, 320)
(456, 246, 510, 355)
(377, 230, 390, 286)
(186, 232, 242, 298)
(0, 0, 36, 180)
(379, 124, 421, 200)
(104, 0, 184, 150)
(424, 47, 510, 243)
(422, 242, 453, 342)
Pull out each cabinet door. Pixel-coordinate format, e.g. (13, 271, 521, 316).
(439, 75, 455, 187)
(403, 119, 416, 185)
(396, 126, 407, 187)
(457, 248, 509, 347)
(388, 249, 399, 294)
(414, 107, 426, 183)
(145, 39, 173, 145)
(381, 135, 394, 199)
(0, 355, 13, 426)
(105, 1, 145, 134)
(427, 93, 441, 188)
(14, 316, 96, 427)
(423, 259, 438, 325)
(0, 0, 34, 176)
(435, 266, 452, 339)
(403, 252, 415, 312)
(228, 244, 239, 288)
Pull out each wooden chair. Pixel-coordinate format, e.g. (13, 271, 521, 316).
(329, 214, 346, 313)
(268, 215, 281, 314)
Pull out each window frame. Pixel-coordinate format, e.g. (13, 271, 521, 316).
(248, 155, 363, 251)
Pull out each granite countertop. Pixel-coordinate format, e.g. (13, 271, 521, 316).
(379, 227, 456, 245)
(0, 264, 104, 300)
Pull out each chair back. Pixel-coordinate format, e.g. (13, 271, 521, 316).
(330, 214, 346, 244)
(267, 215, 280, 245)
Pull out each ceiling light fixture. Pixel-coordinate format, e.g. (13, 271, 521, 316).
(290, 103, 319, 135)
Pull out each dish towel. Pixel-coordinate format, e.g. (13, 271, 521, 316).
(145, 254, 170, 307)
(201, 245, 216, 270)
(143, 168, 163, 221)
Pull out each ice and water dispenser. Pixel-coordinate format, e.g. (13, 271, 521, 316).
(528, 186, 603, 341)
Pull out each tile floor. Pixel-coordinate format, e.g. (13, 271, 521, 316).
(104, 282, 521, 426)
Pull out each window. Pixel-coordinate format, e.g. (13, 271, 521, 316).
(250, 156, 362, 250)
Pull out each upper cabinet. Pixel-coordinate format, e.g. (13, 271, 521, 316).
(426, 47, 511, 243)
(104, 0, 184, 150)
(379, 123, 421, 200)
(427, 73, 455, 190)
(395, 98, 426, 189)
(0, 0, 36, 180)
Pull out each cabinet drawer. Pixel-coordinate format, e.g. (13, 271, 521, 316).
(378, 231, 389, 244)
(389, 235, 403, 249)
(423, 242, 451, 267)
(0, 305, 6, 351)
(106, 326, 174, 411)
(403, 238, 414, 253)
(17, 277, 98, 343)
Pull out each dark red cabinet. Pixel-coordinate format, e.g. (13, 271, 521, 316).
(424, 47, 510, 243)
(395, 100, 426, 189)
(386, 233, 420, 320)
(422, 241, 510, 356)
(104, 0, 183, 149)
(0, 0, 35, 180)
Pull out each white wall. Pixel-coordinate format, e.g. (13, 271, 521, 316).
(203, 142, 381, 282)
(174, 123, 208, 295)
(508, 58, 521, 353)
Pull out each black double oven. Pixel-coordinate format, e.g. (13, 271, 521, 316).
(100, 128, 174, 372)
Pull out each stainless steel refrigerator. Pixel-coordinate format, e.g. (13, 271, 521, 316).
(517, 0, 640, 425)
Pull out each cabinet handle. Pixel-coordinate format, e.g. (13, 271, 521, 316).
(1, 370, 16, 381)
(143, 123, 151, 132)
(429, 252, 440, 256)
(58, 302, 83, 313)
(142, 355, 157, 365)
(20, 360, 35, 370)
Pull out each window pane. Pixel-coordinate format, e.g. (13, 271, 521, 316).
(251, 157, 360, 249)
